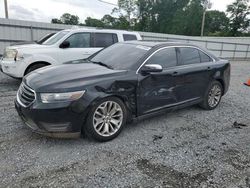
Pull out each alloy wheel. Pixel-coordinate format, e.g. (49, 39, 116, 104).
(93, 101, 123, 137)
(208, 84, 222, 108)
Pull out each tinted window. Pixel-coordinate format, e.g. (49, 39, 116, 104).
(123, 34, 137, 41)
(66, 33, 90, 48)
(90, 43, 151, 70)
(199, 50, 212, 62)
(94, 33, 116, 47)
(43, 31, 69, 45)
(146, 48, 177, 68)
(178, 47, 201, 65)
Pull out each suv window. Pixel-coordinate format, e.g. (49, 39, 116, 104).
(65, 33, 90, 48)
(146, 48, 177, 69)
(93, 33, 117, 48)
(123, 34, 137, 41)
(199, 50, 213, 62)
(178, 47, 200, 65)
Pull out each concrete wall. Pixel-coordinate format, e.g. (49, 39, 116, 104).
(0, 18, 250, 60)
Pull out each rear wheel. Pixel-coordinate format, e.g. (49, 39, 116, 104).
(84, 97, 127, 142)
(25, 63, 49, 75)
(200, 81, 223, 110)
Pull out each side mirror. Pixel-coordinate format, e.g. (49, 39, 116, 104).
(59, 41, 70, 48)
(140, 64, 163, 74)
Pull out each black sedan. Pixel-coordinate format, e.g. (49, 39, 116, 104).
(15, 41, 230, 141)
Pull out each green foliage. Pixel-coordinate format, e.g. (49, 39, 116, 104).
(85, 17, 105, 27)
(51, 18, 62, 24)
(112, 0, 137, 28)
(226, 0, 250, 36)
(51, 13, 79, 25)
(51, 0, 250, 36)
(205, 10, 230, 35)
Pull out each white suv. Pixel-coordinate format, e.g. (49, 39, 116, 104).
(0, 28, 141, 78)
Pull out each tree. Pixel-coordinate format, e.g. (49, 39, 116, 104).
(112, 0, 137, 27)
(227, 0, 250, 36)
(205, 10, 230, 35)
(171, 0, 204, 36)
(51, 18, 62, 24)
(85, 17, 105, 27)
(60, 13, 79, 25)
(51, 13, 79, 25)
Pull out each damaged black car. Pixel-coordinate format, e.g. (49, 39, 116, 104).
(15, 41, 230, 141)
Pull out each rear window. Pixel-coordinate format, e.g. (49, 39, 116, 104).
(123, 34, 137, 41)
(199, 51, 213, 62)
(93, 33, 118, 48)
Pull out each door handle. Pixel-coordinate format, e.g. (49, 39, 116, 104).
(207, 66, 211, 71)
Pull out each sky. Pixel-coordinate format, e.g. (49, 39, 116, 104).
(0, 0, 237, 23)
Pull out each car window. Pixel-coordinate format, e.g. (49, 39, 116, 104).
(65, 33, 90, 48)
(123, 34, 137, 41)
(42, 31, 69, 45)
(178, 47, 201, 65)
(199, 50, 213, 63)
(94, 33, 116, 48)
(146, 48, 177, 69)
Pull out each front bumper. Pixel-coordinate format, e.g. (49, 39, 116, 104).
(1, 59, 26, 78)
(14, 99, 88, 138)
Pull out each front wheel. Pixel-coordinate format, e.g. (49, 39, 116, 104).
(84, 97, 127, 142)
(25, 63, 48, 75)
(200, 81, 223, 110)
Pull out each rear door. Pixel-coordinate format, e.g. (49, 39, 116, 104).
(92, 33, 118, 52)
(137, 47, 179, 115)
(174, 47, 214, 102)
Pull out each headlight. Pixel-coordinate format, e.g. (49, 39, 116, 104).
(40, 91, 85, 103)
(3, 49, 17, 59)
(3, 49, 23, 61)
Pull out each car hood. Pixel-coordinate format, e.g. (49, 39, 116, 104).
(24, 63, 127, 92)
(7, 44, 49, 50)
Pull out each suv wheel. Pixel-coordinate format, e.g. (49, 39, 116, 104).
(200, 81, 223, 110)
(25, 63, 48, 75)
(84, 97, 127, 142)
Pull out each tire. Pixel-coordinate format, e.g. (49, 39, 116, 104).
(25, 63, 48, 75)
(84, 97, 127, 142)
(200, 80, 223, 110)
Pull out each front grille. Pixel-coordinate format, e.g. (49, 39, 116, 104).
(17, 83, 35, 107)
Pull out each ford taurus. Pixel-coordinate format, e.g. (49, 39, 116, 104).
(15, 41, 230, 141)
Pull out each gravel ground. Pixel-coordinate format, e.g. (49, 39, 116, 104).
(0, 61, 250, 188)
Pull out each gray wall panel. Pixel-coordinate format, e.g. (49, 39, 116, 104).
(0, 18, 250, 60)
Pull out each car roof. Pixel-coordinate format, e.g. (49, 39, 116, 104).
(123, 40, 199, 48)
(123, 40, 219, 60)
(63, 28, 140, 35)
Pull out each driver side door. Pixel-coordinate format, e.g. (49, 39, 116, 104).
(53, 32, 98, 64)
(137, 47, 179, 115)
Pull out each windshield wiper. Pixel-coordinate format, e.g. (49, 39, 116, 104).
(91, 61, 113, 70)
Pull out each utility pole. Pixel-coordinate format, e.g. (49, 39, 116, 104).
(4, 0, 9, 19)
(201, 0, 212, 37)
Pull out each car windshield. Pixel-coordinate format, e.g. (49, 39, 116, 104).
(36, 33, 55, 44)
(42, 31, 69, 45)
(90, 43, 151, 70)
